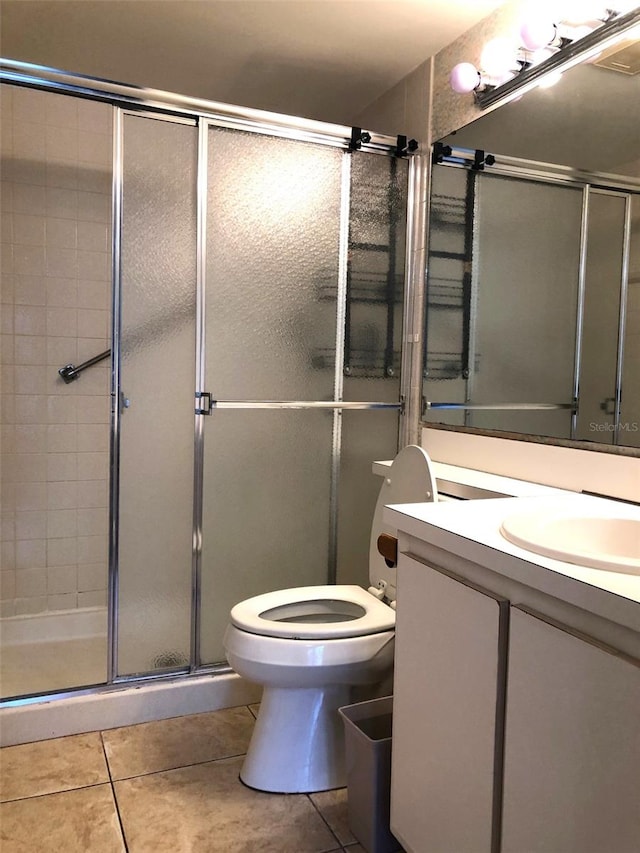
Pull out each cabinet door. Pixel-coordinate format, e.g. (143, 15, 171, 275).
(502, 608, 640, 853)
(391, 555, 508, 853)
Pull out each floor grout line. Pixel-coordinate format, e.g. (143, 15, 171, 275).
(100, 730, 130, 853)
(307, 792, 345, 852)
(104, 750, 249, 784)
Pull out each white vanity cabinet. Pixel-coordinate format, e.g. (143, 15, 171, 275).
(501, 607, 640, 853)
(390, 553, 509, 853)
(390, 539, 640, 853)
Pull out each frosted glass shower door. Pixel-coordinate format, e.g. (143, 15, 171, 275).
(199, 129, 343, 664)
(117, 114, 197, 676)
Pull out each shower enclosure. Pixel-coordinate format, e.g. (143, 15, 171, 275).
(0, 62, 413, 701)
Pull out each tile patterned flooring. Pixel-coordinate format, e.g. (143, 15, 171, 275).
(0, 704, 365, 852)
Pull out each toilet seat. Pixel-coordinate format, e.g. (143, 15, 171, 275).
(230, 584, 395, 640)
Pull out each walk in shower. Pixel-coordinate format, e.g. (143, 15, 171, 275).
(0, 62, 414, 702)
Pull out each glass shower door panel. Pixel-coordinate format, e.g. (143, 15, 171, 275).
(199, 128, 344, 665)
(205, 127, 342, 401)
(199, 409, 333, 664)
(575, 192, 626, 444)
(344, 155, 407, 399)
(117, 115, 197, 675)
(336, 409, 399, 587)
(469, 175, 582, 437)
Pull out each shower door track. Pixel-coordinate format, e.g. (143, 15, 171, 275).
(0, 59, 400, 156)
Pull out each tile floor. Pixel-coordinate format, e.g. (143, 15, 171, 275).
(0, 704, 365, 852)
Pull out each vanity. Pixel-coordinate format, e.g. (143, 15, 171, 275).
(385, 478, 640, 853)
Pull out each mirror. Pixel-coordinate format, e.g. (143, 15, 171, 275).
(422, 30, 640, 452)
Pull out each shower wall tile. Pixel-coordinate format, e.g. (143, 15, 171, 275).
(78, 590, 106, 608)
(47, 482, 78, 510)
(76, 480, 107, 509)
(15, 567, 47, 597)
(15, 424, 47, 453)
(15, 335, 47, 364)
(46, 218, 77, 249)
(14, 274, 46, 306)
(77, 562, 107, 592)
(15, 595, 47, 615)
(14, 305, 46, 335)
(47, 395, 77, 423)
(77, 452, 108, 481)
(47, 306, 78, 337)
(48, 536, 77, 567)
(77, 221, 108, 253)
(77, 535, 107, 565)
(16, 539, 46, 569)
(1, 541, 16, 570)
(14, 482, 47, 512)
(77, 423, 108, 452)
(47, 277, 78, 307)
(47, 592, 77, 610)
(0, 570, 16, 601)
(47, 565, 78, 594)
(13, 184, 45, 215)
(13, 213, 45, 246)
(77, 508, 107, 536)
(47, 509, 78, 539)
(1, 86, 112, 617)
(47, 424, 78, 452)
(47, 452, 78, 482)
(47, 336, 77, 365)
(15, 511, 47, 540)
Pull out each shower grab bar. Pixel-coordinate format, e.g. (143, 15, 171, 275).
(58, 349, 111, 384)
(425, 401, 576, 411)
(210, 400, 402, 410)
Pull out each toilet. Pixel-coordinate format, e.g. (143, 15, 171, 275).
(223, 444, 437, 793)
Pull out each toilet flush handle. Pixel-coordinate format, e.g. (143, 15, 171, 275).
(377, 534, 398, 568)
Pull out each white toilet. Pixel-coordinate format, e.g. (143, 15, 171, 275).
(223, 444, 437, 793)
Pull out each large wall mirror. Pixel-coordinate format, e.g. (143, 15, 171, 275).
(422, 16, 640, 453)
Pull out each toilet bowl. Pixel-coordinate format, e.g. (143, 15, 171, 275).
(223, 444, 437, 793)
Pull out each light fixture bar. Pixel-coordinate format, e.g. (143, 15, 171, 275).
(476, 7, 640, 111)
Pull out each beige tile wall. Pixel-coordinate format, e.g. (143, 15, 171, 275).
(0, 85, 112, 617)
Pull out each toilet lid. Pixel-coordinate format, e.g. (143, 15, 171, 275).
(230, 585, 395, 639)
(369, 445, 438, 600)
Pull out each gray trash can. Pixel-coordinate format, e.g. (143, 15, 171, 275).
(338, 696, 401, 853)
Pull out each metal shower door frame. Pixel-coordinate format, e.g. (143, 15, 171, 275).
(189, 119, 404, 670)
(0, 60, 416, 698)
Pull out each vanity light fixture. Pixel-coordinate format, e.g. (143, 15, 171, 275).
(449, 5, 640, 109)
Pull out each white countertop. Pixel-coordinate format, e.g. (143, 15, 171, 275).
(373, 460, 567, 498)
(384, 493, 640, 633)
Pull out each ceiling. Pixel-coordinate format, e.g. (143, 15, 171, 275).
(0, 0, 506, 125)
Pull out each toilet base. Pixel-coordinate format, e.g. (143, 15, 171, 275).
(240, 684, 350, 793)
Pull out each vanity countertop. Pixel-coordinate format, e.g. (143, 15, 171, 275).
(384, 493, 640, 634)
(373, 460, 568, 498)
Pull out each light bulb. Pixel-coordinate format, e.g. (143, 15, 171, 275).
(520, 14, 557, 50)
(449, 62, 481, 94)
(481, 37, 518, 77)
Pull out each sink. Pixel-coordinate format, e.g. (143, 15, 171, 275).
(500, 511, 640, 574)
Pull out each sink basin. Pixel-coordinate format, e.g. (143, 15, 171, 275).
(500, 511, 640, 574)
